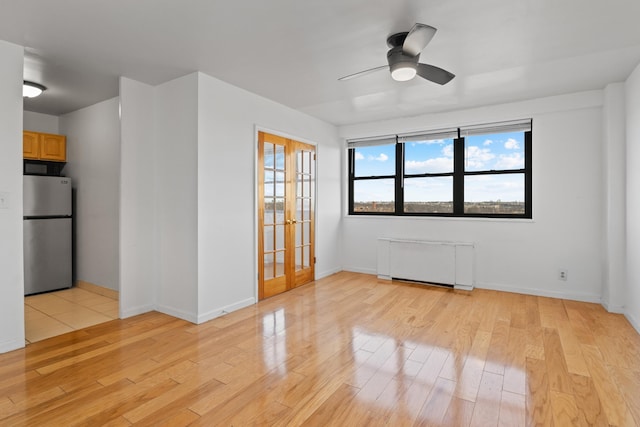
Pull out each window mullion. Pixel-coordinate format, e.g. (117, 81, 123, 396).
(348, 149, 355, 214)
(395, 142, 404, 215)
(453, 137, 464, 214)
(525, 130, 532, 218)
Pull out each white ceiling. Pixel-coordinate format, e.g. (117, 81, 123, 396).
(4, 0, 640, 125)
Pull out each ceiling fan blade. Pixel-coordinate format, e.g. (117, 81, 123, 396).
(402, 23, 437, 56)
(416, 63, 455, 85)
(338, 65, 388, 81)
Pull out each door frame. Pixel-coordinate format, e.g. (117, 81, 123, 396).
(254, 126, 318, 301)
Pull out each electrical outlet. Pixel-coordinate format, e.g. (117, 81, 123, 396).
(559, 269, 568, 281)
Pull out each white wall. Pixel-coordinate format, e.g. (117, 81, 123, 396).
(22, 111, 60, 133)
(0, 41, 25, 352)
(119, 77, 156, 318)
(23, 111, 59, 134)
(602, 83, 626, 312)
(154, 74, 199, 321)
(625, 64, 640, 330)
(339, 91, 605, 302)
(60, 97, 121, 291)
(196, 72, 342, 322)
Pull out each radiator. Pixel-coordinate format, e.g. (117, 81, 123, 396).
(377, 238, 474, 290)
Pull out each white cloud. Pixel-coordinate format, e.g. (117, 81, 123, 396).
(495, 153, 524, 169)
(504, 138, 520, 149)
(413, 139, 446, 145)
(465, 146, 495, 169)
(405, 157, 452, 173)
(483, 139, 493, 146)
(373, 153, 388, 162)
(442, 144, 453, 157)
(355, 152, 364, 160)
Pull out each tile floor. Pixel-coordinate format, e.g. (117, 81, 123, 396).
(24, 287, 119, 344)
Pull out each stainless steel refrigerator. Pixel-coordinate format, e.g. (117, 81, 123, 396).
(23, 175, 72, 295)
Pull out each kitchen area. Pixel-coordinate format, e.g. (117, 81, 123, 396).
(23, 92, 122, 343)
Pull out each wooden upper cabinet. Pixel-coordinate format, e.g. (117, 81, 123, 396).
(23, 131, 40, 159)
(39, 133, 66, 161)
(23, 131, 67, 162)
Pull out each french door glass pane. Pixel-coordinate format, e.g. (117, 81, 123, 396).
(275, 172, 285, 197)
(264, 143, 274, 168)
(275, 145, 285, 170)
(303, 222, 310, 245)
(303, 246, 310, 268)
(264, 253, 274, 280)
(295, 222, 302, 246)
(275, 225, 285, 250)
(264, 226, 274, 252)
(295, 247, 301, 269)
(264, 171, 274, 197)
(275, 198, 285, 224)
(264, 198, 275, 225)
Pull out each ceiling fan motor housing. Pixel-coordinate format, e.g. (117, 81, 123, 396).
(387, 46, 419, 80)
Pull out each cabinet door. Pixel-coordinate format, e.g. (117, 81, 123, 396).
(39, 133, 66, 162)
(23, 131, 40, 159)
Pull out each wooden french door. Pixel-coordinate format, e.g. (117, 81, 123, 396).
(258, 131, 315, 300)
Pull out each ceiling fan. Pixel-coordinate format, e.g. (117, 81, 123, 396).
(338, 23, 455, 85)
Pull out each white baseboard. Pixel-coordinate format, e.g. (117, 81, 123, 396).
(119, 303, 155, 319)
(343, 266, 377, 275)
(315, 267, 343, 280)
(601, 299, 625, 314)
(475, 282, 602, 304)
(0, 338, 25, 354)
(346, 270, 602, 303)
(155, 304, 198, 324)
(197, 297, 256, 324)
(454, 284, 474, 291)
(625, 311, 640, 335)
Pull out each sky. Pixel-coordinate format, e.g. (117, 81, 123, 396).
(354, 131, 525, 203)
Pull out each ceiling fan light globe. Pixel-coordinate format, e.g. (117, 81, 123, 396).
(390, 65, 416, 81)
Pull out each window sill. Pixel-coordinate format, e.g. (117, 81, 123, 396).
(344, 214, 535, 224)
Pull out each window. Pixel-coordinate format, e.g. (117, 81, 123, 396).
(348, 120, 532, 218)
(349, 136, 397, 213)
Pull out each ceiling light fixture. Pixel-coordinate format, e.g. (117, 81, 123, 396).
(390, 64, 417, 81)
(388, 46, 419, 82)
(23, 81, 46, 98)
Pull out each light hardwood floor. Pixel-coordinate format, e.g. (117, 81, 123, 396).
(2, 271, 640, 426)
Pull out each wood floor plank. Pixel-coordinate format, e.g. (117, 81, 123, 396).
(581, 343, 638, 426)
(454, 329, 491, 402)
(525, 357, 554, 427)
(569, 373, 608, 426)
(0, 272, 638, 426)
(442, 396, 475, 427)
(503, 327, 527, 395)
(470, 370, 504, 427)
(485, 319, 510, 375)
(499, 390, 526, 427)
(549, 390, 586, 426)
(607, 365, 640, 426)
(542, 328, 573, 394)
(415, 376, 457, 426)
(302, 383, 360, 426)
